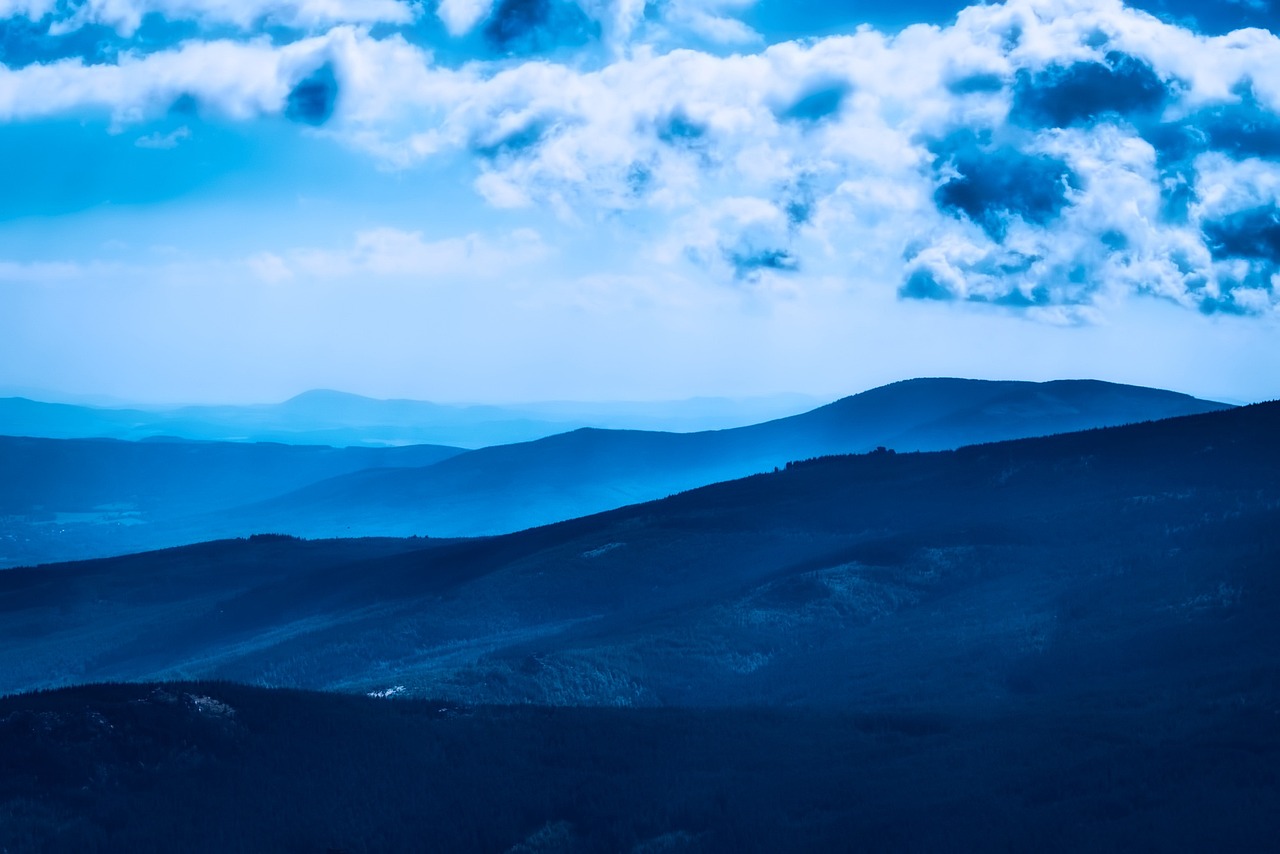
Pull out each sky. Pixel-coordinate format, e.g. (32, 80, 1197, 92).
(0, 0, 1278, 405)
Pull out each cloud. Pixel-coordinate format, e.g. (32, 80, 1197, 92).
(1, 0, 1279, 317)
(930, 130, 1079, 240)
(437, 0, 494, 36)
(1009, 51, 1170, 128)
(285, 62, 337, 125)
(134, 124, 190, 147)
(482, 0, 598, 53)
(1203, 205, 1280, 263)
(8, 0, 415, 36)
(776, 82, 851, 124)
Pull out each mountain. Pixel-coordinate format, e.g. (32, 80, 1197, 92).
(218, 377, 1233, 540)
(2, 401, 1277, 852)
(0, 389, 821, 448)
(0, 438, 463, 568)
(2, 400, 1274, 707)
(0, 378, 1232, 566)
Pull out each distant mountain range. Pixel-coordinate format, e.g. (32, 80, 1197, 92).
(1, 399, 1274, 707)
(0, 378, 1231, 567)
(216, 377, 1231, 540)
(0, 389, 821, 448)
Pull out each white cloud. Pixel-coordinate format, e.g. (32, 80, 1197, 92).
(15, 0, 416, 35)
(0, 0, 1278, 316)
(436, 0, 493, 36)
(0, 0, 56, 19)
(135, 125, 191, 148)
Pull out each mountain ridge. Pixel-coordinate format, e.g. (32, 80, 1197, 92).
(221, 377, 1231, 541)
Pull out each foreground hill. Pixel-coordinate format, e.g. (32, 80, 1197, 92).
(213, 377, 1232, 540)
(0, 438, 462, 568)
(2, 401, 1275, 711)
(2, 680, 1275, 852)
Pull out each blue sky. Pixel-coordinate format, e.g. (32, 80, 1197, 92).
(1, 0, 1278, 405)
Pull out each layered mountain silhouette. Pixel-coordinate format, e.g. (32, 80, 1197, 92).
(0, 438, 462, 568)
(0, 378, 1230, 567)
(0, 388, 818, 448)
(212, 377, 1231, 541)
(2, 400, 1273, 707)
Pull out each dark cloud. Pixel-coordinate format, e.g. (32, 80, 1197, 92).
(0, 12, 211, 69)
(776, 176, 822, 228)
(1099, 229, 1129, 251)
(1188, 92, 1280, 160)
(1203, 206, 1280, 264)
(725, 247, 798, 279)
(626, 162, 652, 197)
(946, 72, 1005, 96)
(0, 19, 113, 67)
(471, 118, 555, 160)
(930, 131, 1079, 240)
(784, 193, 813, 227)
(657, 113, 707, 146)
(285, 63, 338, 125)
(776, 83, 851, 123)
(1011, 52, 1169, 128)
(482, 0, 598, 54)
(898, 267, 951, 301)
(1148, 87, 1280, 177)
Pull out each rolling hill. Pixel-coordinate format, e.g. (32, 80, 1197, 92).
(216, 377, 1232, 540)
(1, 399, 1273, 708)
(0, 377, 1233, 567)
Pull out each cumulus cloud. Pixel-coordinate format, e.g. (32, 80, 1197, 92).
(428, 0, 759, 50)
(437, 0, 495, 36)
(5, 0, 415, 35)
(2, 0, 1279, 317)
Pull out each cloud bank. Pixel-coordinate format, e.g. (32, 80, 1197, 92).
(1, 0, 1279, 317)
